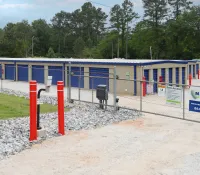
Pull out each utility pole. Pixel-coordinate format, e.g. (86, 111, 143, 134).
(32, 36, 34, 58)
(126, 22, 128, 59)
(112, 41, 114, 59)
(117, 37, 119, 58)
(150, 46, 153, 60)
(64, 33, 69, 57)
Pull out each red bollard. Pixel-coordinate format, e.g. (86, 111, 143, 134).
(57, 81, 65, 135)
(143, 76, 146, 97)
(198, 70, 200, 79)
(159, 76, 163, 83)
(29, 81, 37, 141)
(189, 74, 192, 87)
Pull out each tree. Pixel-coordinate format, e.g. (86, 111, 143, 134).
(32, 19, 51, 57)
(143, 0, 168, 27)
(73, 37, 85, 58)
(168, 0, 192, 18)
(165, 5, 200, 59)
(142, 0, 168, 59)
(0, 20, 33, 57)
(51, 11, 72, 56)
(0, 28, 3, 40)
(110, 4, 122, 57)
(167, 0, 193, 59)
(110, 0, 138, 58)
(95, 31, 118, 59)
(93, 8, 108, 45)
(46, 47, 56, 58)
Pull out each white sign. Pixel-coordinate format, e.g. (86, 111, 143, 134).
(190, 86, 200, 101)
(189, 86, 200, 112)
(166, 86, 182, 107)
(147, 84, 153, 94)
(158, 84, 166, 97)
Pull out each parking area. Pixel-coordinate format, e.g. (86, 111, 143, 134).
(0, 114, 200, 175)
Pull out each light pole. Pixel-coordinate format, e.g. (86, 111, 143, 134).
(32, 36, 34, 58)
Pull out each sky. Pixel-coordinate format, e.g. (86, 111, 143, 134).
(0, 0, 199, 28)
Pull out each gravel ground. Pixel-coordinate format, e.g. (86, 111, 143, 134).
(1, 114, 200, 175)
(0, 88, 140, 161)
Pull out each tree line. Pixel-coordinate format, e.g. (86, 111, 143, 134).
(0, 0, 199, 60)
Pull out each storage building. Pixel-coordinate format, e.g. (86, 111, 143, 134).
(0, 58, 195, 95)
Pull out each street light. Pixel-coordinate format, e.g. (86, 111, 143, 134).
(32, 36, 35, 58)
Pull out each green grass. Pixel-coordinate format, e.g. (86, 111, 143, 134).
(0, 93, 62, 120)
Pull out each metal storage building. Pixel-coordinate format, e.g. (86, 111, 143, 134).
(0, 58, 195, 95)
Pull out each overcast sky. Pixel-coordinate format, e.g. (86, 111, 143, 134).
(0, 0, 199, 28)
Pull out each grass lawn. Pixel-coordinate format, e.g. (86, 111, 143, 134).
(0, 93, 62, 120)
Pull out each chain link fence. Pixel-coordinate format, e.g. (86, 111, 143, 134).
(1, 64, 200, 123)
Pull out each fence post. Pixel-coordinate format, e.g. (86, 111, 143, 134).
(140, 80, 142, 112)
(189, 74, 192, 87)
(143, 76, 146, 97)
(1, 69, 3, 91)
(92, 78, 94, 104)
(29, 81, 37, 141)
(57, 81, 65, 135)
(183, 85, 185, 120)
(113, 66, 117, 111)
(1, 68, 3, 91)
(78, 65, 81, 103)
(68, 62, 71, 103)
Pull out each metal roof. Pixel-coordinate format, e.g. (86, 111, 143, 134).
(0, 57, 195, 66)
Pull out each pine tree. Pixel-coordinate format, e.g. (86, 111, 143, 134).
(73, 37, 85, 58)
(110, 0, 138, 58)
(143, 0, 168, 27)
(168, 0, 192, 18)
(46, 47, 56, 58)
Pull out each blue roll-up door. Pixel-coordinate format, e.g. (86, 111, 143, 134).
(161, 68, 165, 82)
(89, 67, 109, 90)
(176, 68, 179, 86)
(189, 65, 192, 75)
(182, 67, 185, 85)
(71, 67, 84, 88)
(18, 65, 28, 82)
(169, 68, 173, 84)
(144, 70, 149, 82)
(153, 69, 158, 93)
(144, 69, 149, 93)
(32, 65, 44, 84)
(5, 64, 15, 80)
(193, 65, 195, 78)
(196, 64, 199, 74)
(48, 66, 63, 85)
(0, 64, 2, 79)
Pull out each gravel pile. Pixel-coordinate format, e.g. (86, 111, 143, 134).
(0, 88, 141, 161)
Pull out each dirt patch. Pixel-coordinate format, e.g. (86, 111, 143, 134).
(116, 119, 144, 128)
(67, 130, 88, 141)
(79, 154, 100, 165)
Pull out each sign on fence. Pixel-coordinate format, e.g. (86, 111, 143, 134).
(166, 86, 182, 107)
(158, 84, 166, 97)
(189, 86, 200, 112)
(147, 84, 153, 94)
